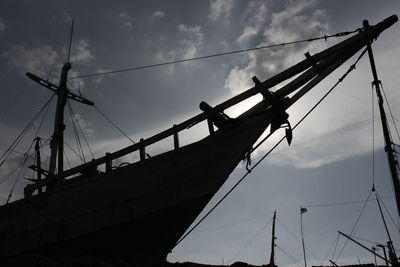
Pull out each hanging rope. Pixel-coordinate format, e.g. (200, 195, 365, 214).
(173, 48, 368, 249)
(73, 29, 360, 79)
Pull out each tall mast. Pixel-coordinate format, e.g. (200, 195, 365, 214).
(48, 19, 74, 178)
(25, 19, 93, 193)
(364, 20, 400, 217)
(269, 210, 277, 266)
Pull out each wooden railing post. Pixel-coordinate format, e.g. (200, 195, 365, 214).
(105, 152, 112, 172)
(207, 119, 215, 135)
(173, 124, 180, 149)
(139, 138, 146, 161)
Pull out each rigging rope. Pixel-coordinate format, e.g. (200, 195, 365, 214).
(332, 233, 340, 261)
(72, 31, 83, 96)
(320, 233, 340, 265)
(261, 116, 379, 159)
(46, 27, 71, 81)
(195, 210, 273, 233)
(93, 105, 152, 158)
(276, 244, 303, 267)
(67, 100, 86, 163)
(68, 100, 95, 159)
(228, 217, 273, 264)
(173, 48, 368, 249)
(0, 94, 56, 168)
(277, 217, 320, 262)
(381, 83, 400, 143)
(73, 29, 360, 79)
(334, 190, 373, 262)
(375, 190, 400, 234)
(64, 140, 85, 162)
(303, 195, 394, 208)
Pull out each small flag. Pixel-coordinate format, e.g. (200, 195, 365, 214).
(300, 207, 308, 214)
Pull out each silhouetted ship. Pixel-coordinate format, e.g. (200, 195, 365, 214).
(0, 15, 398, 265)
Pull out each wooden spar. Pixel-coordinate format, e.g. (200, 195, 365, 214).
(281, 37, 366, 108)
(24, 15, 398, 196)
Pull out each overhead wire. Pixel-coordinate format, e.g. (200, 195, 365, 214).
(73, 29, 360, 79)
(173, 48, 369, 249)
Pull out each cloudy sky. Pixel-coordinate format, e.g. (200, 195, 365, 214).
(1, 0, 400, 266)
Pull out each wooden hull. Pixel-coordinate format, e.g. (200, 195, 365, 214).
(0, 101, 274, 262)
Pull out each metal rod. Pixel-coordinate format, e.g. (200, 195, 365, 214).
(338, 231, 390, 264)
(377, 244, 389, 266)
